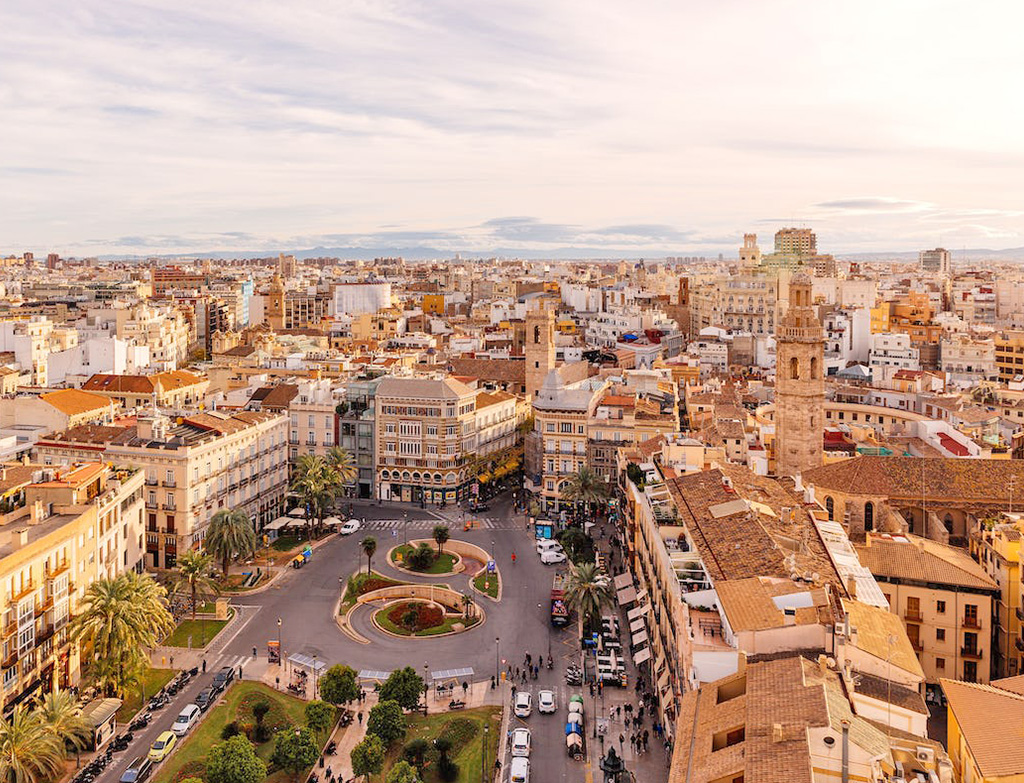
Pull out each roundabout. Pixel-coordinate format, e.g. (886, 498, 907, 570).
(371, 597, 483, 637)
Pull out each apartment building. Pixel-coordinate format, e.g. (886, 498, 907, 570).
(374, 377, 478, 504)
(941, 334, 997, 388)
(338, 378, 380, 499)
(994, 331, 1024, 383)
(33, 411, 288, 569)
(943, 676, 1024, 783)
(689, 274, 778, 336)
(969, 518, 1022, 678)
(80, 371, 209, 409)
(286, 378, 341, 463)
(0, 462, 145, 711)
(857, 533, 999, 687)
(110, 303, 191, 370)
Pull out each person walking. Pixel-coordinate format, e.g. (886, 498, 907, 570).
(357, 711, 363, 725)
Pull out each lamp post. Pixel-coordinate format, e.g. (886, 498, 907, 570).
(404, 511, 409, 545)
(494, 637, 500, 685)
(277, 617, 282, 666)
(423, 662, 429, 715)
(313, 654, 318, 699)
(482, 724, 488, 783)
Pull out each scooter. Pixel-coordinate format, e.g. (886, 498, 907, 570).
(448, 699, 466, 710)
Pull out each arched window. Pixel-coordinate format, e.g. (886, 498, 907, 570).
(944, 513, 954, 534)
(810, 356, 818, 378)
(864, 502, 874, 532)
(381, 470, 390, 480)
(533, 324, 541, 343)
(790, 356, 800, 380)
(825, 496, 834, 521)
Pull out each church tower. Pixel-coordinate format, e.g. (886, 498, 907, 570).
(525, 306, 556, 400)
(267, 274, 286, 331)
(774, 272, 824, 478)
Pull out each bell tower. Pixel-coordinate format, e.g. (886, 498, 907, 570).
(267, 274, 285, 331)
(774, 272, 824, 478)
(525, 306, 555, 400)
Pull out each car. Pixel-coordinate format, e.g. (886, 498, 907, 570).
(339, 519, 361, 536)
(119, 757, 153, 783)
(212, 665, 235, 693)
(195, 687, 215, 711)
(469, 501, 489, 512)
(539, 549, 567, 565)
(148, 732, 177, 762)
(509, 756, 530, 783)
(537, 689, 556, 714)
(511, 727, 531, 758)
(513, 691, 532, 718)
(536, 539, 563, 555)
(171, 704, 201, 736)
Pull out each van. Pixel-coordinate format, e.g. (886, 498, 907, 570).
(171, 704, 201, 736)
(536, 539, 562, 555)
(119, 757, 153, 783)
(509, 756, 530, 783)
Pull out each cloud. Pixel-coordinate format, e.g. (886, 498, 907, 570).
(814, 198, 932, 213)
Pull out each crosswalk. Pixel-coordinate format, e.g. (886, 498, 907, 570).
(358, 517, 519, 531)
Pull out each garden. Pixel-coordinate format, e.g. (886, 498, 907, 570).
(341, 571, 408, 612)
(163, 615, 231, 648)
(372, 600, 481, 637)
(471, 570, 499, 600)
(389, 543, 457, 575)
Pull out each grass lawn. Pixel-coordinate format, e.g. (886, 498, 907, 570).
(163, 616, 231, 648)
(116, 668, 176, 722)
(472, 571, 499, 599)
(270, 534, 308, 552)
(152, 681, 312, 783)
(379, 706, 501, 783)
(374, 607, 481, 637)
(390, 545, 457, 574)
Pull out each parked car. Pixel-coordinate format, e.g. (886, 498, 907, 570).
(339, 519, 361, 536)
(511, 728, 531, 758)
(171, 704, 201, 736)
(537, 690, 556, 714)
(509, 756, 530, 783)
(540, 549, 567, 565)
(195, 687, 215, 711)
(119, 757, 153, 783)
(148, 732, 177, 762)
(212, 666, 235, 693)
(536, 539, 563, 555)
(513, 691, 532, 718)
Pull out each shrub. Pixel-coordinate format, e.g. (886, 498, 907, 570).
(221, 721, 241, 740)
(405, 543, 436, 571)
(403, 738, 429, 771)
(173, 762, 208, 783)
(437, 755, 459, 782)
(437, 717, 478, 755)
(386, 601, 444, 632)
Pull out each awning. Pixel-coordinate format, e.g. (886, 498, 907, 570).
(631, 630, 648, 646)
(431, 667, 474, 680)
(635, 588, 649, 604)
(288, 507, 307, 518)
(626, 606, 647, 621)
(81, 698, 122, 727)
(658, 667, 670, 690)
(629, 619, 646, 634)
(323, 517, 343, 526)
(613, 573, 633, 590)
(358, 670, 393, 682)
(265, 517, 291, 531)
(616, 586, 637, 605)
(286, 517, 308, 529)
(288, 653, 326, 673)
(633, 647, 652, 665)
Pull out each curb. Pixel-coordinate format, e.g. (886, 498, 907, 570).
(386, 540, 465, 578)
(368, 597, 486, 640)
(469, 565, 503, 603)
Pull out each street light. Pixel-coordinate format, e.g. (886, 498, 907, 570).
(494, 637, 500, 685)
(404, 511, 409, 545)
(313, 654, 318, 699)
(482, 724, 489, 783)
(277, 617, 282, 666)
(423, 662, 429, 715)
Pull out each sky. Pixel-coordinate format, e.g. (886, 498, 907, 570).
(3, 0, 1024, 258)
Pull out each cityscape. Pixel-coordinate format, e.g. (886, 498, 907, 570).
(3, 3, 1024, 783)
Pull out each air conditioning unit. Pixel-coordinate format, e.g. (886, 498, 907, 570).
(916, 746, 935, 764)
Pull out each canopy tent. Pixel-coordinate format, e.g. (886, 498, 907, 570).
(288, 653, 326, 673)
(323, 516, 343, 526)
(265, 517, 291, 532)
(632, 647, 652, 665)
(286, 517, 309, 529)
(613, 573, 633, 591)
(616, 586, 637, 605)
(629, 619, 646, 634)
(287, 507, 308, 518)
(626, 605, 647, 621)
(631, 630, 648, 646)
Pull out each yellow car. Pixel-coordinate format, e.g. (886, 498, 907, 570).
(148, 731, 177, 762)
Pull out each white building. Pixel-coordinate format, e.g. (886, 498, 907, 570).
(869, 332, 920, 384)
(333, 282, 392, 316)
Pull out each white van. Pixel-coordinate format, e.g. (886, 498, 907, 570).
(171, 704, 201, 736)
(536, 539, 563, 555)
(509, 756, 530, 783)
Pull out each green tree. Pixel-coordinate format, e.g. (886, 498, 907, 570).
(252, 701, 271, 742)
(402, 738, 429, 772)
(170, 549, 220, 620)
(326, 446, 358, 486)
(431, 525, 450, 556)
(206, 735, 267, 783)
(0, 705, 66, 783)
(386, 760, 421, 783)
(378, 667, 424, 712)
(561, 466, 610, 515)
(205, 508, 258, 578)
(71, 571, 174, 696)
(350, 735, 385, 782)
(36, 689, 89, 755)
(319, 664, 359, 706)
(271, 728, 319, 781)
(291, 455, 344, 537)
(564, 561, 614, 639)
(401, 608, 419, 631)
(557, 526, 592, 564)
(303, 700, 335, 737)
(360, 536, 377, 575)
(366, 700, 406, 745)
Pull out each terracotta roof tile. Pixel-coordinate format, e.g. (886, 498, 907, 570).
(942, 678, 1024, 777)
(39, 389, 111, 416)
(855, 534, 999, 592)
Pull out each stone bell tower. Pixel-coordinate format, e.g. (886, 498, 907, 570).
(525, 305, 555, 400)
(774, 272, 824, 478)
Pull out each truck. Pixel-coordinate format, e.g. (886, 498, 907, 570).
(551, 573, 570, 627)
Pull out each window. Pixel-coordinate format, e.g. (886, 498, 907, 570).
(935, 657, 945, 671)
(712, 727, 746, 751)
(560, 422, 573, 433)
(825, 496, 834, 521)
(936, 628, 945, 641)
(937, 600, 946, 614)
(790, 356, 799, 380)
(864, 502, 874, 532)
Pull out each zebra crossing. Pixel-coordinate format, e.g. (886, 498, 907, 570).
(358, 517, 517, 531)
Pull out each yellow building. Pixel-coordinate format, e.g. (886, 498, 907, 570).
(995, 331, 1024, 384)
(943, 675, 1024, 783)
(971, 518, 1023, 677)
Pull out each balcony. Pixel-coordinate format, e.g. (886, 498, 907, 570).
(1017, 607, 1024, 622)
(960, 647, 983, 660)
(163, 478, 177, 488)
(162, 504, 176, 511)
(145, 477, 158, 486)
(45, 562, 69, 580)
(962, 616, 982, 630)
(1, 651, 16, 669)
(910, 638, 924, 652)
(1017, 636, 1024, 653)
(904, 608, 924, 623)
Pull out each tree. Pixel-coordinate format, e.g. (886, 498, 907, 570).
(291, 454, 347, 537)
(360, 536, 377, 575)
(71, 571, 174, 696)
(271, 728, 319, 781)
(402, 738, 429, 772)
(366, 700, 406, 745)
(326, 446, 358, 487)
(319, 664, 359, 706)
(386, 761, 421, 783)
(378, 667, 424, 712)
(0, 705, 66, 783)
(36, 689, 89, 755)
(564, 561, 614, 639)
(304, 700, 335, 737)
(557, 526, 592, 564)
(405, 543, 434, 571)
(401, 608, 418, 632)
(206, 508, 258, 578)
(206, 735, 267, 783)
(252, 700, 271, 742)
(561, 466, 610, 515)
(350, 735, 384, 782)
(431, 525, 450, 556)
(170, 549, 220, 620)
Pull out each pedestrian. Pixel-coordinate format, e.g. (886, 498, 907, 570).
(514, 666, 519, 679)
(644, 729, 650, 746)
(170, 655, 174, 668)
(357, 711, 363, 725)
(511, 684, 517, 697)
(202, 658, 207, 673)
(589, 682, 595, 696)
(490, 675, 495, 689)
(521, 670, 526, 684)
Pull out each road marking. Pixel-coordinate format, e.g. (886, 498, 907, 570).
(214, 606, 259, 651)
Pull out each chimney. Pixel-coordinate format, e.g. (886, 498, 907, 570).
(772, 723, 784, 743)
(29, 499, 44, 525)
(804, 483, 815, 505)
(818, 654, 829, 676)
(137, 415, 155, 441)
(783, 607, 797, 626)
(11, 529, 29, 551)
(794, 473, 804, 492)
(736, 651, 747, 676)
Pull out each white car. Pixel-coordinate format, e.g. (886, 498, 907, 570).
(171, 704, 200, 736)
(513, 691, 532, 718)
(539, 549, 567, 565)
(537, 690, 556, 714)
(339, 519, 361, 536)
(509, 757, 530, 783)
(536, 539, 563, 555)
(511, 727, 531, 758)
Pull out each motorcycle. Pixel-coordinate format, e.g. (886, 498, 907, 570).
(448, 700, 466, 710)
(325, 740, 338, 755)
(547, 657, 553, 670)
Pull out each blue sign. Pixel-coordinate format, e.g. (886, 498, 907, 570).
(486, 559, 496, 573)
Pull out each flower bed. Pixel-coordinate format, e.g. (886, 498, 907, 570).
(386, 601, 445, 632)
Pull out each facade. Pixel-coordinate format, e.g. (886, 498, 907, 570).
(774, 227, 817, 255)
(920, 248, 952, 276)
(941, 334, 997, 388)
(969, 519, 1023, 678)
(34, 411, 288, 569)
(774, 274, 825, 478)
(338, 378, 380, 500)
(994, 331, 1024, 383)
(80, 371, 209, 409)
(333, 282, 392, 316)
(942, 676, 1024, 783)
(286, 379, 340, 463)
(524, 307, 556, 400)
(689, 273, 778, 336)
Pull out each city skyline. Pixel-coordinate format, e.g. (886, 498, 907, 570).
(4, 1, 1024, 256)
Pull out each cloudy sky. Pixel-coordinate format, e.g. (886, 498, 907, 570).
(3, 0, 1024, 257)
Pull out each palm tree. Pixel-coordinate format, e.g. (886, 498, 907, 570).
(170, 550, 220, 620)
(291, 455, 340, 537)
(564, 561, 614, 640)
(561, 467, 611, 512)
(37, 689, 89, 757)
(205, 508, 258, 578)
(326, 446, 358, 488)
(72, 571, 175, 696)
(0, 705, 66, 783)
(360, 536, 377, 576)
(432, 525, 450, 557)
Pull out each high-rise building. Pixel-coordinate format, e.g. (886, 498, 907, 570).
(774, 273, 824, 478)
(774, 227, 817, 255)
(920, 248, 951, 276)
